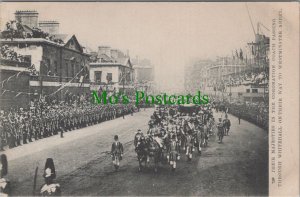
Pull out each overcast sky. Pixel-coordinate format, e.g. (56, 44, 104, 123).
(1, 2, 273, 92)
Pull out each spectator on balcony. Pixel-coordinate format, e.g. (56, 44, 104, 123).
(47, 70, 52, 76)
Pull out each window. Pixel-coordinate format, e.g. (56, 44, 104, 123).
(252, 89, 258, 93)
(45, 58, 50, 70)
(24, 55, 32, 64)
(71, 62, 75, 77)
(95, 71, 102, 83)
(246, 89, 250, 93)
(66, 62, 69, 78)
(106, 73, 112, 83)
(54, 61, 58, 75)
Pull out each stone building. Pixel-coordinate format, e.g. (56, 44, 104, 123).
(0, 10, 90, 108)
(131, 57, 155, 93)
(89, 46, 134, 94)
(1, 35, 90, 101)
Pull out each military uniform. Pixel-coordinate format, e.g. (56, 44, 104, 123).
(111, 136, 123, 171)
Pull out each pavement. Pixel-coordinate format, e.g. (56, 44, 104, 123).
(4, 108, 268, 196)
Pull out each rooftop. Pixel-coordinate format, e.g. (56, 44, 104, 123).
(15, 10, 38, 14)
(39, 21, 60, 24)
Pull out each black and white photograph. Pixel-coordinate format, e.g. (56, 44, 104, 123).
(0, 2, 299, 196)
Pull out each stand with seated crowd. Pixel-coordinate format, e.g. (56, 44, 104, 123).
(212, 97, 268, 130)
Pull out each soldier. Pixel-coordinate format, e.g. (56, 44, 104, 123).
(27, 116, 33, 142)
(223, 117, 231, 136)
(217, 118, 224, 143)
(40, 158, 61, 196)
(22, 119, 28, 144)
(0, 154, 10, 196)
(167, 134, 180, 171)
(59, 115, 64, 138)
(111, 135, 123, 171)
(134, 129, 143, 148)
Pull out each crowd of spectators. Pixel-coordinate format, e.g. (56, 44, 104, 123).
(0, 45, 27, 63)
(211, 95, 268, 130)
(226, 70, 269, 87)
(0, 95, 137, 151)
(207, 68, 269, 89)
(225, 101, 268, 129)
(1, 20, 64, 44)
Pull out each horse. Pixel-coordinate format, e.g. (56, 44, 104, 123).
(146, 136, 163, 172)
(217, 123, 224, 143)
(223, 119, 231, 136)
(134, 135, 162, 172)
(134, 134, 148, 172)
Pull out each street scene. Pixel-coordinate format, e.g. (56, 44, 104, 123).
(0, 3, 269, 196)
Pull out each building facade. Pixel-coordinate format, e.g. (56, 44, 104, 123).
(89, 46, 134, 94)
(131, 57, 155, 93)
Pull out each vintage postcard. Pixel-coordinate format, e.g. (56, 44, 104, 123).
(0, 1, 299, 196)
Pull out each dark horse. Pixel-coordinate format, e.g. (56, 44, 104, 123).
(134, 135, 162, 172)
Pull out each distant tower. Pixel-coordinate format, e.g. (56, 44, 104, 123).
(15, 10, 39, 28)
(38, 21, 60, 34)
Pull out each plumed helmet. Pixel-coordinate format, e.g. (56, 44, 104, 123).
(0, 154, 8, 178)
(114, 135, 118, 140)
(43, 158, 56, 180)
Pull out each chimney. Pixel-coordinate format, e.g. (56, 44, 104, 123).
(15, 10, 39, 28)
(111, 49, 119, 59)
(98, 46, 111, 58)
(38, 21, 60, 34)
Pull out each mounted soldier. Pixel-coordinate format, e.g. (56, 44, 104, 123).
(134, 129, 144, 148)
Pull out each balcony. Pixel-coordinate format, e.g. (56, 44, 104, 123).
(30, 75, 90, 83)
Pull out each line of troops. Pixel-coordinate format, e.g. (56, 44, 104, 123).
(0, 103, 136, 150)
